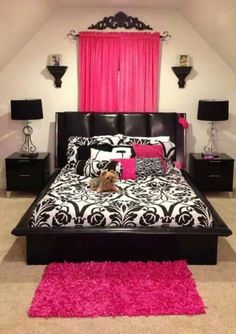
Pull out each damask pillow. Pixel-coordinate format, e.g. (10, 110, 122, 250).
(160, 141, 176, 161)
(136, 158, 166, 178)
(92, 134, 123, 144)
(75, 159, 122, 177)
(122, 135, 170, 144)
(133, 143, 164, 158)
(67, 134, 123, 166)
(90, 146, 133, 160)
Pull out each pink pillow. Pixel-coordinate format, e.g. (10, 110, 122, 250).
(113, 158, 136, 180)
(133, 143, 164, 158)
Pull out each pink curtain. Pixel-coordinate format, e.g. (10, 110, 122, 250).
(79, 32, 160, 113)
(119, 33, 160, 112)
(79, 32, 120, 112)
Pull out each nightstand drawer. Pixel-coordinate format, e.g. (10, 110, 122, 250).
(5, 152, 50, 193)
(6, 175, 45, 191)
(189, 153, 234, 192)
(196, 160, 232, 176)
(198, 175, 233, 192)
(6, 159, 44, 176)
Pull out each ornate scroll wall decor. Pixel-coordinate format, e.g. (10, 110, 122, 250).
(67, 11, 171, 41)
(88, 11, 152, 31)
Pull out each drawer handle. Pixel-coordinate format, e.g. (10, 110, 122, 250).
(209, 160, 221, 163)
(19, 174, 31, 177)
(19, 160, 30, 163)
(209, 174, 220, 178)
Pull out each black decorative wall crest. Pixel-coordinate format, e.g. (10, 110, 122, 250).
(67, 12, 171, 41)
(88, 11, 152, 31)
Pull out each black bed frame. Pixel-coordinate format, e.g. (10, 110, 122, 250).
(12, 112, 232, 264)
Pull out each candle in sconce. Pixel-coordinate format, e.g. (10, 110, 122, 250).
(179, 55, 189, 67)
(49, 54, 62, 66)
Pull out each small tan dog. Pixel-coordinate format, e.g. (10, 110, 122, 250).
(89, 170, 119, 192)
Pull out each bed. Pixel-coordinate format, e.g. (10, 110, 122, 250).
(12, 112, 232, 264)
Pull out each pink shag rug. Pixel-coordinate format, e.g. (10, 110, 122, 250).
(28, 260, 205, 318)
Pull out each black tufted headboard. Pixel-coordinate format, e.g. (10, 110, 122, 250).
(55, 112, 186, 168)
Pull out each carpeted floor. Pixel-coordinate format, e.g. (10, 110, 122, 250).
(0, 191, 236, 333)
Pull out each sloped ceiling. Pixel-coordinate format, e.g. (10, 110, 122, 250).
(0, 0, 57, 70)
(180, 0, 236, 73)
(0, 0, 236, 72)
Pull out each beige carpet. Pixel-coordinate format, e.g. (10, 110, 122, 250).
(0, 191, 236, 334)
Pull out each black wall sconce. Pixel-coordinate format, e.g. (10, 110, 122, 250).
(172, 66, 192, 88)
(172, 55, 192, 88)
(47, 65, 68, 88)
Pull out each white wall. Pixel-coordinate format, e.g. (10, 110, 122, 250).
(0, 7, 236, 188)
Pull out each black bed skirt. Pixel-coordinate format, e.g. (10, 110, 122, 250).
(27, 233, 218, 265)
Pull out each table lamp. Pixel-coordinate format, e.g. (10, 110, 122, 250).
(197, 100, 228, 157)
(11, 99, 43, 157)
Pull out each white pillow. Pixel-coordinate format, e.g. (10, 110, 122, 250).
(90, 147, 132, 160)
(110, 146, 134, 157)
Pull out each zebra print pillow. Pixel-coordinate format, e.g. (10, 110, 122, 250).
(136, 158, 166, 178)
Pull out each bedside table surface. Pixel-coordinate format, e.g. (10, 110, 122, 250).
(190, 153, 234, 161)
(6, 152, 49, 160)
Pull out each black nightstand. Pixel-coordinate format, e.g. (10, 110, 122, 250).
(5, 152, 50, 196)
(189, 153, 234, 193)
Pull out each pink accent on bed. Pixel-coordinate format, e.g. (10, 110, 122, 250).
(79, 32, 160, 112)
(178, 117, 189, 129)
(133, 143, 164, 158)
(28, 261, 205, 318)
(113, 158, 136, 180)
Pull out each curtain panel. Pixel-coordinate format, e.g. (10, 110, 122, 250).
(79, 32, 160, 113)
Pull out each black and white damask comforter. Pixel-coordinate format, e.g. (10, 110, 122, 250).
(29, 166, 213, 229)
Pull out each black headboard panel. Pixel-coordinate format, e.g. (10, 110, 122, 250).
(56, 112, 186, 168)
